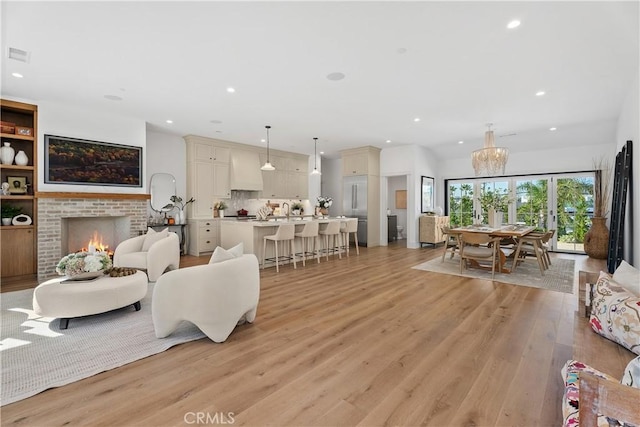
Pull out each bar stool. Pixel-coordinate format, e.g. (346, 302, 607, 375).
(262, 223, 296, 273)
(294, 221, 320, 266)
(340, 218, 359, 256)
(318, 221, 342, 260)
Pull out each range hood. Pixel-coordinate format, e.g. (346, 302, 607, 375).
(230, 149, 264, 191)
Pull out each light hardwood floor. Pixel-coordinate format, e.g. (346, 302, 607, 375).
(1, 243, 605, 426)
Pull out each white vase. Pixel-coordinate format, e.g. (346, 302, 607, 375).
(175, 209, 185, 224)
(1, 142, 15, 165)
(487, 208, 503, 228)
(14, 150, 28, 166)
(1, 218, 12, 226)
(219, 210, 225, 218)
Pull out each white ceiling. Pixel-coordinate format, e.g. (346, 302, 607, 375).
(1, 1, 638, 160)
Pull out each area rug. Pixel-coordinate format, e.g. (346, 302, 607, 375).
(0, 283, 205, 406)
(412, 256, 575, 294)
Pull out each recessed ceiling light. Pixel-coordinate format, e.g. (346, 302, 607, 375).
(210, 120, 222, 124)
(11, 72, 23, 78)
(320, 151, 325, 155)
(458, 140, 464, 144)
(104, 94, 123, 101)
(260, 139, 266, 143)
(413, 118, 421, 122)
(326, 72, 345, 81)
(550, 127, 557, 131)
(397, 48, 407, 54)
(386, 140, 392, 143)
(536, 91, 546, 96)
(166, 120, 173, 124)
(226, 87, 235, 93)
(507, 20, 521, 29)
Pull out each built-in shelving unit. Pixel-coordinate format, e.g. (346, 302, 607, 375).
(1, 99, 38, 280)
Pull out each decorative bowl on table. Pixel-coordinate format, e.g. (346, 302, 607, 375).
(56, 251, 112, 281)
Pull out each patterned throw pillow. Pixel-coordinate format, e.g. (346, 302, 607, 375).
(589, 272, 640, 355)
(561, 358, 640, 427)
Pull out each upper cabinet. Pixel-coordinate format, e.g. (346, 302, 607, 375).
(341, 146, 381, 176)
(1, 99, 38, 279)
(260, 151, 308, 199)
(185, 136, 231, 218)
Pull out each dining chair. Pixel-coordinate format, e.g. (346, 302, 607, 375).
(440, 226, 461, 262)
(458, 231, 501, 279)
(511, 233, 546, 275)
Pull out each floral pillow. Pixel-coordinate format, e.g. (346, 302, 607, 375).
(561, 357, 640, 427)
(589, 271, 640, 355)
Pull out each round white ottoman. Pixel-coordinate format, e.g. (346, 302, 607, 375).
(33, 271, 148, 329)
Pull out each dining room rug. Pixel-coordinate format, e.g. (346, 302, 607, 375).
(0, 283, 206, 406)
(412, 256, 575, 294)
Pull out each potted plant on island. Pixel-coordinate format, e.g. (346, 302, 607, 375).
(1, 203, 22, 226)
(291, 202, 304, 216)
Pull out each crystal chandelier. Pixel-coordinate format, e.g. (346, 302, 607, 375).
(471, 123, 508, 176)
(310, 137, 321, 175)
(261, 125, 275, 171)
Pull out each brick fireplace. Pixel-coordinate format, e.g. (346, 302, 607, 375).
(37, 194, 148, 279)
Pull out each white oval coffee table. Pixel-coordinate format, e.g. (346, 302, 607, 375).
(33, 271, 148, 329)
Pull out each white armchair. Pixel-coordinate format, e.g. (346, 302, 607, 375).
(152, 254, 260, 343)
(113, 231, 180, 282)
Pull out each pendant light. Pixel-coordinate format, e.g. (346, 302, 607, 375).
(261, 125, 275, 171)
(471, 123, 509, 176)
(310, 137, 321, 175)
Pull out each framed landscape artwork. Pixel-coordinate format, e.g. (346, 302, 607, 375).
(421, 176, 434, 213)
(44, 135, 142, 187)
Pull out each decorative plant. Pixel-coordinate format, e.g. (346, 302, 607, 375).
(56, 252, 112, 277)
(162, 195, 194, 211)
(214, 201, 228, 211)
(316, 196, 333, 209)
(477, 188, 512, 213)
(593, 157, 611, 218)
(292, 202, 303, 211)
(1, 203, 22, 218)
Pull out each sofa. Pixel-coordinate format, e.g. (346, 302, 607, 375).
(562, 261, 640, 426)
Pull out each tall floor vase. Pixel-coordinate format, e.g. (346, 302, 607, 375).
(584, 216, 609, 259)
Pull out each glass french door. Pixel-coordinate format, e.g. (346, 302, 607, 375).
(446, 172, 596, 254)
(551, 174, 595, 253)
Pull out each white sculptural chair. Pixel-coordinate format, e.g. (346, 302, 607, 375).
(152, 254, 260, 343)
(113, 231, 180, 282)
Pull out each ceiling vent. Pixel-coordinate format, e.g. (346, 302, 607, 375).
(7, 47, 30, 63)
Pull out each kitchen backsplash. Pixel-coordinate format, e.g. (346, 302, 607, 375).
(226, 190, 313, 216)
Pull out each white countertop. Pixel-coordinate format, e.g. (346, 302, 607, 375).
(221, 217, 352, 227)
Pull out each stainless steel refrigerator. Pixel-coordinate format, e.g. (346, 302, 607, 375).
(343, 176, 368, 246)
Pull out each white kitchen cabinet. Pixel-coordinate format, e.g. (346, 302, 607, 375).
(341, 146, 380, 176)
(186, 136, 231, 218)
(260, 153, 308, 199)
(212, 163, 230, 198)
(188, 219, 219, 256)
(192, 160, 214, 217)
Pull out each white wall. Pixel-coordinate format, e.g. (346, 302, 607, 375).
(321, 158, 343, 216)
(36, 100, 147, 194)
(381, 145, 438, 248)
(146, 130, 186, 216)
(615, 69, 639, 266)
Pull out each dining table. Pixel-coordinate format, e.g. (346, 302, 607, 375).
(450, 224, 537, 273)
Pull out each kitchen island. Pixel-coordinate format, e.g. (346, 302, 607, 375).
(220, 217, 352, 268)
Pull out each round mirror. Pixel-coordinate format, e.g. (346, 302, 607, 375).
(150, 173, 176, 212)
